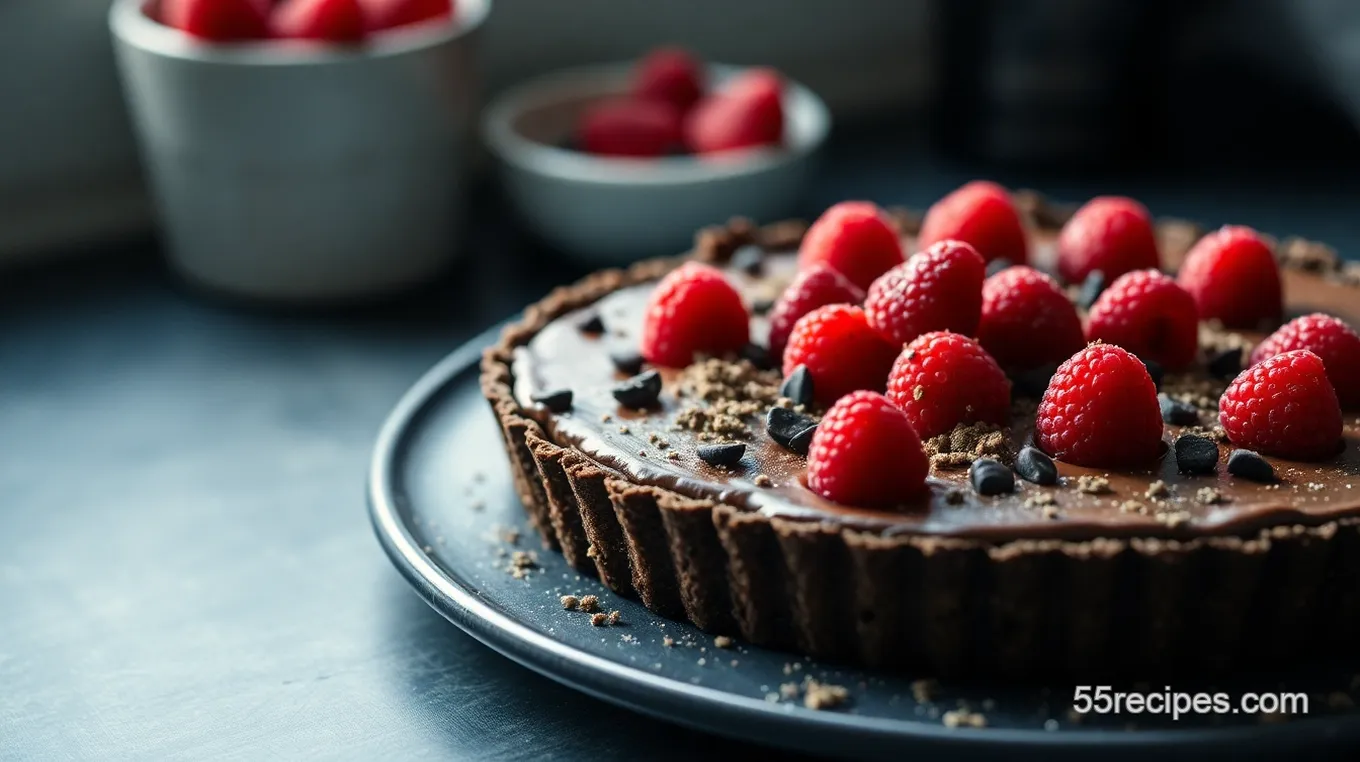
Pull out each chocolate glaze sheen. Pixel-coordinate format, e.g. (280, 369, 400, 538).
(513, 225, 1360, 542)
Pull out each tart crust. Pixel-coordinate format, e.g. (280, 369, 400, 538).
(480, 197, 1360, 678)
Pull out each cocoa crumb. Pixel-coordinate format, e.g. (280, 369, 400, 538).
(802, 678, 850, 710)
(1042, 505, 1061, 520)
(662, 636, 675, 648)
(590, 613, 607, 626)
(942, 709, 987, 728)
(618, 424, 630, 434)
(779, 682, 800, 700)
(579, 595, 600, 613)
(671, 358, 782, 439)
(714, 636, 734, 649)
(1024, 492, 1056, 508)
(1077, 475, 1112, 494)
(560, 595, 579, 610)
(943, 488, 966, 506)
(1145, 480, 1171, 500)
(1119, 500, 1148, 515)
(913, 385, 925, 401)
(753, 474, 773, 488)
(1196, 487, 1227, 505)
(1157, 510, 1192, 528)
(666, 451, 681, 461)
(911, 679, 939, 703)
(923, 422, 1015, 470)
(607, 610, 622, 625)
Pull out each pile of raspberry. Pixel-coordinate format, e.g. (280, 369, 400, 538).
(150, 0, 455, 43)
(635, 181, 1356, 508)
(577, 48, 785, 159)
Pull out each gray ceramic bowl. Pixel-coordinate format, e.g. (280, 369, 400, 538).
(482, 63, 830, 264)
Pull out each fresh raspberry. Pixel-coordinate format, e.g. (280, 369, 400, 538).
(781, 304, 899, 408)
(766, 264, 865, 359)
(864, 240, 986, 346)
(885, 332, 1010, 438)
(683, 68, 783, 155)
(806, 391, 929, 507)
(361, 0, 453, 31)
(1035, 343, 1163, 467)
(1085, 269, 1198, 370)
(272, 0, 366, 41)
(632, 47, 705, 114)
(918, 180, 1028, 265)
(640, 262, 750, 367)
(162, 0, 270, 40)
(1056, 196, 1160, 284)
(977, 266, 1085, 370)
(1219, 350, 1343, 461)
(577, 99, 682, 158)
(1251, 314, 1360, 409)
(796, 202, 905, 290)
(1176, 225, 1282, 330)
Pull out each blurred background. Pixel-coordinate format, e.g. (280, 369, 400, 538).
(5, 0, 1360, 264)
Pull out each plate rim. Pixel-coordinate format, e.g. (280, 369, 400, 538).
(367, 326, 1360, 756)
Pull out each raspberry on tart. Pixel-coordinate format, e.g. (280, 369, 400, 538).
(806, 391, 929, 507)
(977, 266, 1085, 370)
(631, 47, 705, 115)
(578, 99, 683, 158)
(683, 69, 783, 155)
(885, 331, 1010, 439)
(1035, 342, 1164, 468)
(272, 0, 366, 42)
(781, 304, 899, 408)
(918, 180, 1028, 265)
(1250, 313, 1360, 409)
(796, 202, 905, 290)
(361, 0, 454, 31)
(1085, 269, 1199, 370)
(1220, 349, 1344, 461)
(864, 240, 986, 346)
(640, 262, 750, 367)
(765, 264, 865, 359)
(1176, 225, 1283, 330)
(162, 0, 271, 40)
(1056, 196, 1160, 284)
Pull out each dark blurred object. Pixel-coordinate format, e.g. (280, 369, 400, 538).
(932, 0, 1360, 169)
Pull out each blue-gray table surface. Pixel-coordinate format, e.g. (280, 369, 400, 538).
(4, 131, 1360, 760)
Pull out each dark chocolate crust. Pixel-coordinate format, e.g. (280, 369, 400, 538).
(479, 196, 1360, 678)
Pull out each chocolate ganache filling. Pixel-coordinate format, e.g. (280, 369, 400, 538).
(512, 223, 1360, 542)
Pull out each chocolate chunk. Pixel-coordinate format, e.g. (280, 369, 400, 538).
(1228, 449, 1275, 483)
(612, 370, 662, 409)
(986, 257, 1013, 277)
(1012, 363, 1059, 398)
(531, 388, 573, 413)
(609, 349, 645, 375)
(697, 443, 746, 468)
(751, 297, 776, 315)
(731, 245, 765, 276)
(1174, 434, 1218, 474)
(1207, 348, 1243, 379)
(578, 313, 605, 335)
(970, 458, 1015, 495)
(1014, 446, 1058, 485)
(1142, 359, 1164, 390)
(1077, 270, 1106, 310)
(741, 342, 773, 370)
(779, 365, 815, 408)
(766, 407, 817, 455)
(1158, 394, 1199, 425)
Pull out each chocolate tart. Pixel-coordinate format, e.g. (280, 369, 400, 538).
(480, 193, 1360, 678)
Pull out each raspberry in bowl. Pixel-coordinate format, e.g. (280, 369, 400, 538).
(480, 49, 830, 263)
(483, 186, 1360, 679)
(110, 0, 488, 302)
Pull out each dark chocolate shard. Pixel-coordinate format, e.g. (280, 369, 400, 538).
(1013, 446, 1059, 485)
(740, 343, 773, 370)
(531, 388, 573, 413)
(779, 365, 815, 408)
(751, 297, 776, 315)
(1158, 393, 1199, 425)
(1207, 348, 1243, 379)
(731, 245, 765, 276)
(1227, 449, 1275, 483)
(970, 458, 1015, 496)
(609, 349, 645, 376)
(578, 313, 605, 335)
(986, 257, 1014, 277)
(612, 370, 662, 409)
(697, 443, 746, 468)
(1142, 358, 1164, 391)
(1077, 270, 1107, 310)
(1174, 434, 1219, 475)
(1012, 363, 1060, 398)
(766, 407, 818, 455)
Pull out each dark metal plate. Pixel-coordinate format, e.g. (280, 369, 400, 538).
(369, 328, 1360, 759)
